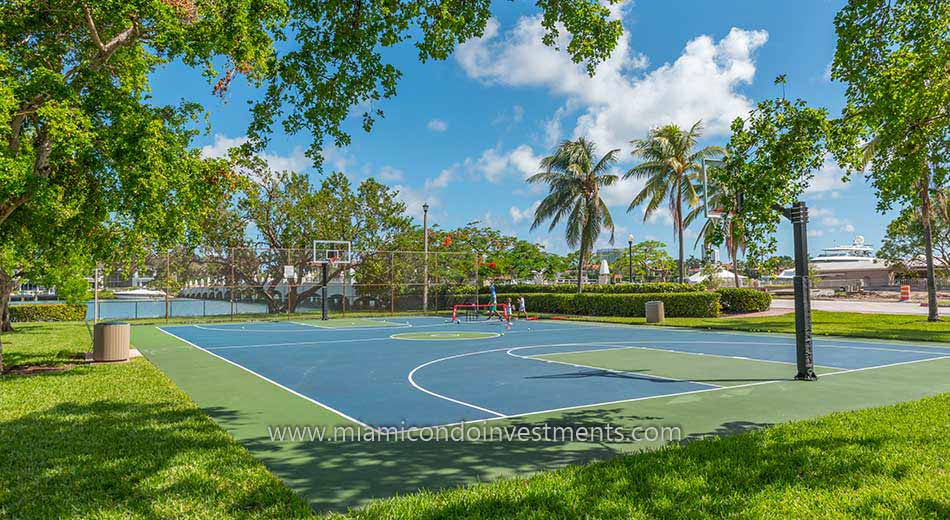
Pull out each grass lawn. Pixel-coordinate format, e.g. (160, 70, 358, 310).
(0, 322, 312, 518)
(343, 393, 950, 519)
(556, 310, 950, 343)
(2, 319, 948, 518)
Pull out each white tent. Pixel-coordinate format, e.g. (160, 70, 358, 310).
(687, 269, 748, 287)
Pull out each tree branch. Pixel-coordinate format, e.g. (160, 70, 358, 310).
(83, 4, 107, 52)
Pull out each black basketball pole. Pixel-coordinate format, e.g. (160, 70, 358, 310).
(321, 263, 329, 321)
(783, 201, 817, 381)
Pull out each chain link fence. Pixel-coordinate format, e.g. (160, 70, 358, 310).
(86, 248, 479, 321)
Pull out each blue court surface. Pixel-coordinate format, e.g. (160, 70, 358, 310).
(157, 317, 950, 429)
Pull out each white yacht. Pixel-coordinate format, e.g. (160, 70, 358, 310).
(776, 236, 891, 287)
(113, 287, 168, 300)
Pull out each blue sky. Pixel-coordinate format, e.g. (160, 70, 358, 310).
(150, 0, 896, 259)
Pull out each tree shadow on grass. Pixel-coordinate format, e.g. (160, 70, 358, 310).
(232, 405, 777, 513)
(0, 368, 310, 518)
(351, 419, 936, 518)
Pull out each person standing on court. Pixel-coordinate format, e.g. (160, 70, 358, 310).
(487, 280, 501, 320)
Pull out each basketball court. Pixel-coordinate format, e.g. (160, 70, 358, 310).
(148, 316, 949, 430)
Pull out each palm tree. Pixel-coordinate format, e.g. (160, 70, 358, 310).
(625, 121, 724, 282)
(686, 178, 746, 288)
(529, 138, 619, 293)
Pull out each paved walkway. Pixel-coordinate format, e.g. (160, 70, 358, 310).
(772, 298, 942, 315)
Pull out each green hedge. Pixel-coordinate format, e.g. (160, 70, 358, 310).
(498, 292, 721, 318)
(9, 304, 87, 322)
(716, 288, 772, 313)
(488, 282, 701, 294)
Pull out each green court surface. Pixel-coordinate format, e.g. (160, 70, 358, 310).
(132, 318, 950, 513)
(293, 317, 405, 328)
(534, 346, 841, 386)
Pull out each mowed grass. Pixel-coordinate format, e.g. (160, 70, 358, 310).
(342, 393, 950, 519)
(2, 321, 949, 518)
(557, 310, 950, 343)
(0, 323, 312, 518)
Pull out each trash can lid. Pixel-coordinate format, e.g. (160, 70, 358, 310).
(99, 321, 129, 325)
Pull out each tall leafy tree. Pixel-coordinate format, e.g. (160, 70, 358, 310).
(529, 138, 619, 293)
(625, 121, 724, 282)
(0, 0, 624, 338)
(196, 158, 412, 313)
(877, 190, 950, 276)
(715, 97, 830, 266)
(831, 0, 949, 320)
(608, 240, 676, 282)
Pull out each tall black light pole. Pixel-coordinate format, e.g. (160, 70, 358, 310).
(785, 202, 817, 380)
(627, 234, 634, 283)
(422, 202, 429, 314)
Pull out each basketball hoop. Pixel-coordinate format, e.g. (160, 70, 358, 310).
(312, 240, 352, 265)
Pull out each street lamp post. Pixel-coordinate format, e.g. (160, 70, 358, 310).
(423, 202, 429, 314)
(627, 234, 634, 283)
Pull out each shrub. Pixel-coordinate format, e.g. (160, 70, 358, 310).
(716, 288, 772, 313)
(9, 303, 87, 322)
(486, 283, 701, 294)
(498, 292, 721, 318)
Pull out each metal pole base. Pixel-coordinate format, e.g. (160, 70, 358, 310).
(794, 370, 818, 381)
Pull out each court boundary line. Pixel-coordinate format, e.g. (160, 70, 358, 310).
(156, 327, 380, 432)
(185, 322, 603, 352)
(405, 353, 950, 432)
(525, 343, 847, 370)
(406, 340, 727, 420)
(546, 317, 950, 350)
(158, 319, 950, 431)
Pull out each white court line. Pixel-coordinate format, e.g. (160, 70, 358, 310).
(818, 354, 950, 377)
(405, 353, 950, 432)
(206, 336, 395, 351)
(156, 327, 380, 433)
(550, 317, 950, 350)
(198, 322, 599, 351)
(528, 343, 847, 370)
(505, 346, 724, 388)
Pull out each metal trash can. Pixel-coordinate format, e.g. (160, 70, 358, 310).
(645, 301, 665, 323)
(93, 321, 131, 362)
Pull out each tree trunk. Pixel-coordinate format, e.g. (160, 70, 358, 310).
(919, 171, 939, 321)
(677, 195, 685, 283)
(731, 248, 740, 288)
(0, 271, 15, 333)
(0, 273, 15, 374)
(729, 228, 740, 288)
(576, 250, 584, 294)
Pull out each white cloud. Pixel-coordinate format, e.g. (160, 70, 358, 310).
(509, 200, 541, 224)
(842, 223, 855, 233)
(456, 17, 768, 151)
(377, 165, 404, 181)
(469, 144, 542, 183)
(200, 134, 247, 159)
(642, 206, 675, 227)
(512, 105, 525, 122)
(542, 105, 567, 148)
(806, 157, 850, 194)
(425, 164, 458, 190)
(808, 229, 825, 238)
(600, 172, 644, 208)
(200, 134, 312, 174)
(393, 185, 438, 219)
(427, 118, 448, 132)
